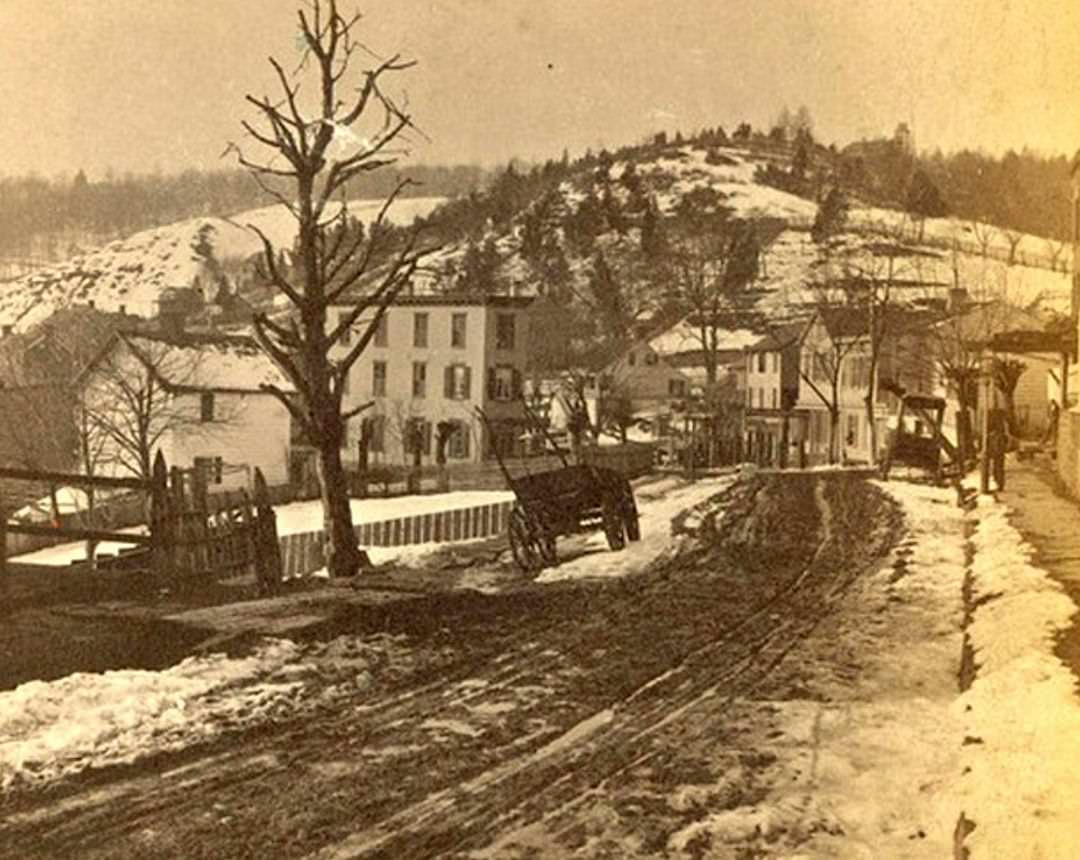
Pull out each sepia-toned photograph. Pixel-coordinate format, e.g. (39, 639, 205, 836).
(0, 1, 1078, 856)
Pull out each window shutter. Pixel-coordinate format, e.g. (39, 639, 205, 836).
(460, 422, 471, 458)
(463, 366, 472, 400)
(444, 365, 454, 399)
(214, 457, 223, 484)
(423, 421, 432, 456)
(512, 368, 523, 399)
(487, 367, 496, 399)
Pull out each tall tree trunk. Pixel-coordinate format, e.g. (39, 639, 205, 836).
(828, 407, 840, 464)
(316, 433, 358, 578)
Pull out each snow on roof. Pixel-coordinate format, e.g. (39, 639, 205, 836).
(648, 318, 761, 356)
(120, 331, 295, 393)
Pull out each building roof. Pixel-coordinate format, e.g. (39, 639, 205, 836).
(84, 329, 296, 394)
(746, 320, 810, 353)
(330, 290, 535, 309)
(648, 317, 761, 356)
(0, 306, 129, 387)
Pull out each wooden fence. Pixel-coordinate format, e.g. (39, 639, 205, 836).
(1, 452, 283, 598)
(278, 498, 515, 580)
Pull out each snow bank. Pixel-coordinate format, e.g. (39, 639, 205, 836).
(0, 633, 412, 793)
(10, 525, 148, 566)
(0, 640, 309, 791)
(953, 499, 1080, 858)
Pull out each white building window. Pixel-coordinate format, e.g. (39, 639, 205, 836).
(488, 365, 520, 401)
(451, 313, 467, 348)
(412, 362, 427, 398)
(495, 313, 516, 350)
(444, 364, 472, 400)
(372, 361, 387, 397)
(447, 420, 471, 459)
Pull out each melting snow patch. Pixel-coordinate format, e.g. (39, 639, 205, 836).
(0, 639, 310, 792)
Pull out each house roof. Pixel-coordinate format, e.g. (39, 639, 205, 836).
(0, 307, 129, 387)
(648, 318, 761, 356)
(85, 329, 296, 394)
(931, 300, 1048, 345)
(746, 320, 810, 353)
(330, 290, 535, 309)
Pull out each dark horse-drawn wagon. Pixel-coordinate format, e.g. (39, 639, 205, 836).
(477, 408, 640, 574)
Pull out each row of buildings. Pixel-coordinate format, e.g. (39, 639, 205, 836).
(0, 272, 1063, 507)
(600, 293, 1060, 466)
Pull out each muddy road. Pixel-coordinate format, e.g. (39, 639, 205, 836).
(0, 472, 902, 859)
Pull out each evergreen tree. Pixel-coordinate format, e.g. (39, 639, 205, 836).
(811, 188, 850, 245)
(906, 170, 948, 240)
(641, 198, 667, 260)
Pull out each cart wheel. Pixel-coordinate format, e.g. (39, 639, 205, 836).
(602, 498, 626, 551)
(619, 483, 641, 542)
(508, 506, 541, 574)
(536, 529, 558, 566)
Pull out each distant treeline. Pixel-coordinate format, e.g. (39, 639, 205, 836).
(833, 138, 1073, 242)
(0, 163, 492, 261)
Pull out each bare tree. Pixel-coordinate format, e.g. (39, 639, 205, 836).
(1002, 228, 1024, 266)
(993, 357, 1026, 436)
(1044, 237, 1067, 273)
(668, 218, 762, 391)
(968, 218, 997, 259)
(231, 0, 434, 577)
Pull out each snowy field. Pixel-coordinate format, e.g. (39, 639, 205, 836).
(10, 490, 514, 567)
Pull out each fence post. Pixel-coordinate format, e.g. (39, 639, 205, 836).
(252, 468, 283, 595)
(149, 451, 174, 584)
(0, 495, 7, 585)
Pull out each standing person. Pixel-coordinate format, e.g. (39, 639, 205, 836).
(989, 408, 1008, 490)
(1045, 399, 1061, 447)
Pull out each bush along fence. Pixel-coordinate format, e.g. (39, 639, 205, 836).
(279, 498, 515, 579)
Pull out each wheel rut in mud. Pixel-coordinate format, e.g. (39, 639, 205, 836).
(0, 472, 902, 860)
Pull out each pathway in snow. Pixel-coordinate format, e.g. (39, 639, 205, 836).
(955, 457, 1080, 858)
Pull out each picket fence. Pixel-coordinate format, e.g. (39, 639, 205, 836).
(279, 498, 515, 579)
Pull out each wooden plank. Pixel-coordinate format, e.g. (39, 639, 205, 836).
(0, 466, 151, 492)
(4, 522, 153, 544)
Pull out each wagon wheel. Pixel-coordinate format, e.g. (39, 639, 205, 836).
(619, 483, 641, 542)
(602, 497, 626, 551)
(536, 525, 558, 567)
(508, 504, 543, 574)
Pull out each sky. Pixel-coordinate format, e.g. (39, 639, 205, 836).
(1, 0, 1077, 180)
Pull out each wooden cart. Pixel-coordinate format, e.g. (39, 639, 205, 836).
(879, 387, 960, 484)
(477, 408, 640, 574)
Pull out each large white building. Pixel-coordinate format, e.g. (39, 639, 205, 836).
(327, 293, 534, 465)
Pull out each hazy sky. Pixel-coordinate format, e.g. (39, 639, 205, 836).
(2, 0, 1077, 179)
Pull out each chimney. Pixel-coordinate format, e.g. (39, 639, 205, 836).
(1, 324, 11, 338)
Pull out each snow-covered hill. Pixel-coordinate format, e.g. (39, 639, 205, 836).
(410, 142, 1071, 326)
(0, 196, 445, 333)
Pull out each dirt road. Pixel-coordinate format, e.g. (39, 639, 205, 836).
(0, 472, 902, 859)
